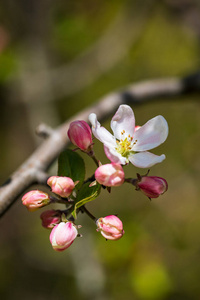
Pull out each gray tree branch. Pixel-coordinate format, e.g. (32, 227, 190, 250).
(1, 72, 200, 217)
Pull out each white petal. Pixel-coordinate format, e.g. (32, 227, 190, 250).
(110, 105, 135, 140)
(89, 113, 116, 147)
(132, 115, 168, 151)
(129, 151, 166, 168)
(104, 145, 127, 165)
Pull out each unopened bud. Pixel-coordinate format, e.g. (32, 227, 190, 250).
(137, 176, 168, 199)
(47, 176, 75, 198)
(22, 190, 50, 211)
(50, 221, 78, 251)
(40, 210, 62, 229)
(96, 215, 124, 240)
(68, 120, 93, 151)
(95, 163, 124, 187)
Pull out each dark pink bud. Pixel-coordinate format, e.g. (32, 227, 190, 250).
(68, 120, 93, 151)
(96, 215, 124, 240)
(40, 210, 62, 229)
(137, 176, 168, 198)
(95, 163, 124, 187)
(47, 176, 75, 198)
(22, 190, 50, 211)
(50, 222, 78, 251)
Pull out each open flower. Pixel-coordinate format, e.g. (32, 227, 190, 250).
(89, 105, 168, 168)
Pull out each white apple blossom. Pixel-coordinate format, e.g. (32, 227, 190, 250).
(89, 105, 168, 168)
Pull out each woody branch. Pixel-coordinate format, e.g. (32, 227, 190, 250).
(0, 72, 200, 217)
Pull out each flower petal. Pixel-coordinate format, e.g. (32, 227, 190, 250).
(110, 105, 135, 140)
(129, 151, 166, 168)
(89, 113, 116, 147)
(104, 145, 127, 165)
(132, 115, 168, 151)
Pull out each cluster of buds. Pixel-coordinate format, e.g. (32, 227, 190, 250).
(21, 105, 168, 252)
(22, 176, 80, 251)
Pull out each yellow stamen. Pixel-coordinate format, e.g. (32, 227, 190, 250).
(115, 131, 137, 158)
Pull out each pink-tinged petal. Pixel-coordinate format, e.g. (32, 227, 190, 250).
(134, 125, 141, 131)
(132, 115, 168, 151)
(129, 152, 166, 168)
(96, 215, 124, 240)
(110, 105, 135, 140)
(104, 145, 127, 165)
(137, 176, 168, 198)
(47, 176, 75, 198)
(68, 120, 92, 151)
(89, 113, 116, 147)
(22, 190, 50, 211)
(55, 223, 76, 245)
(40, 210, 62, 229)
(100, 231, 123, 240)
(95, 163, 124, 187)
(50, 222, 78, 251)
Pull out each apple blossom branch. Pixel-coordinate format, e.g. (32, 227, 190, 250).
(0, 72, 200, 217)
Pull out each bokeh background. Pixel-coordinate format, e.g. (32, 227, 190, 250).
(1, 0, 200, 299)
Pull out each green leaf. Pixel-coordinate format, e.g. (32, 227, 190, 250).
(57, 149, 85, 189)
(72, 182, 101, 219)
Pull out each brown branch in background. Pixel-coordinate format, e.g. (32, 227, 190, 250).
(7, 0, 155, 148)
(0, 72, 200, 217)
(11, 0, 155, 105)
(164, 0, 200, 38)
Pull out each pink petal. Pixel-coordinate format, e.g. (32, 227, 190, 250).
(104, 145, 127, 165)
(110, 105, 135, 140)
(128, 151, 166, 168)
(132, 115, 168, 151)
(89, 113, 116, 147)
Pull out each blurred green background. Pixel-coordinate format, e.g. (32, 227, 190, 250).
(1, 0, 200, 299)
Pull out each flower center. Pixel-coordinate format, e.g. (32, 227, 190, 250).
(115, 131, 137, 158)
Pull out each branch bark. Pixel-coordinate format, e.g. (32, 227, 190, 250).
(1, 72, 200, 217)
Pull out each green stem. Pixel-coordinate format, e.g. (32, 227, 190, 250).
(49, 195, 71, 205)
(124, 178, 138, 187)
(87, 150, 99, 167)
(81, 205, 97, 223)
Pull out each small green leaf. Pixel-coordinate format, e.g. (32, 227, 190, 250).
(72, 182, 101, 219)
(58, 149, 85, 189)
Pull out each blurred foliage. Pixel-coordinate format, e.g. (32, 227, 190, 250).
(1, 0, 200, 299)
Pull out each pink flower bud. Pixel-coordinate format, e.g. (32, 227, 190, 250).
(137, 176, 168, 199)
(68, 120, 93, 151)
(47, 176, 75, 198)
(40, 210, 62, 229)
(50, 221, 78, 251)
(22, 190, 50, 211)
(95, 163, 125, 187)
(96, 215, 125, 240)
